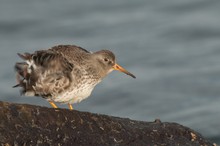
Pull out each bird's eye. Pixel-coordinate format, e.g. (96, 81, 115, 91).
(104, 58, 108, 62)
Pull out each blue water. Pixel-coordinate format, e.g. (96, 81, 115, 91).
(1, 0, 220, 143)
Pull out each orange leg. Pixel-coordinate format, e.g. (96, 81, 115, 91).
(68, 103, 73, 110)
(49, 101, 58, 108)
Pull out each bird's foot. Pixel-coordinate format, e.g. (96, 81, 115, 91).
(49, 101, 58, 108)
(68, 103, 74, 110)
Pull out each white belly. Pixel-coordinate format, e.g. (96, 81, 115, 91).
(52, 82, 98, 104)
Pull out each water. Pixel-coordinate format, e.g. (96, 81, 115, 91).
(1, 0, 220, 143)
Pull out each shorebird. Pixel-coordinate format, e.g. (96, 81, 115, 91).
(14, 45, 136, 110)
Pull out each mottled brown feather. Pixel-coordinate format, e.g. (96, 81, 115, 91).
(14, 45, 135, 105)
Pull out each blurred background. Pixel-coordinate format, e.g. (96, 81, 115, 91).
(1, 0, 220, 143)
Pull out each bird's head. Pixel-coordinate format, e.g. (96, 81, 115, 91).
(93, 50, 136, 78)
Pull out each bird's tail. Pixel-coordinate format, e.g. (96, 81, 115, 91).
(13, 53, 35, 96)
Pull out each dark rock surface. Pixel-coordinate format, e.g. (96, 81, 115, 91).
(0, 101, 216, 146)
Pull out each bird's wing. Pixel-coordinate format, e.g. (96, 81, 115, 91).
(32, 50, 74, 72)
(15, 50, 74, 97)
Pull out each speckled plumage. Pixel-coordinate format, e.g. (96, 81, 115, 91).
(14, 45, 135, 109)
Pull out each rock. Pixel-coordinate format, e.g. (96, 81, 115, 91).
(0, 101, 216, 146)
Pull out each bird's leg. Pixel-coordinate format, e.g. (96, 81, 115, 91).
(68, 103, 73, 110)
(49, 101, 58, 108)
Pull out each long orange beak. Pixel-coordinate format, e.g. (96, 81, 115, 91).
(113, 64, 136, 78)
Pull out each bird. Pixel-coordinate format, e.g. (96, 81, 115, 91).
(14, 45, 136, 110)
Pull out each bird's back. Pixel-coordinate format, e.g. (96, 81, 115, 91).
(50, 45, 91, 65)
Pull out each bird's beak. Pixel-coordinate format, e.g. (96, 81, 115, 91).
(113, 64, 136, 78)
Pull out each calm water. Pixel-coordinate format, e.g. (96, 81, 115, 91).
(1, 0, 220, 143)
